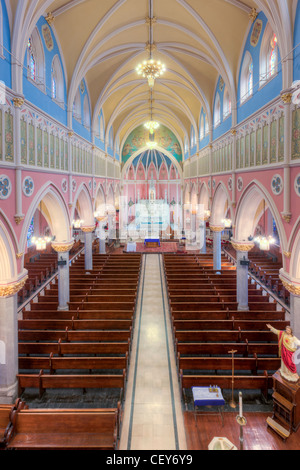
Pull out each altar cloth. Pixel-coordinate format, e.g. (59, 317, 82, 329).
(192, 386, 225, 407)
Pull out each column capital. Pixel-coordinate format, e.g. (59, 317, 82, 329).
(0, 273, 28, 298)
(209, 224, 224, 232)
(279, 271, 300, 296)
(81, 225, 96, 233)
(231, 239, 255, 252)
(280, 91, 293, 105)
(51, 240, 74, 253)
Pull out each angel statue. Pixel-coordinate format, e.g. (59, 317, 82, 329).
(267, 324, 300, 383)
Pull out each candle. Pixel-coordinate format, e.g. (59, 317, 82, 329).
(239, 392, 243, 417)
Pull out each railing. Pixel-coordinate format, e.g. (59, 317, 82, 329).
(17, 245, 85, 314)
(222, 246, 290, 315)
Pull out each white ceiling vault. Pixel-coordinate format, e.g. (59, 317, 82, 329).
(6, 0, 296, 152)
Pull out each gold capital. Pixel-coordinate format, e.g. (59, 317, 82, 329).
(249, 8, 258, 23)
(51, 240, 75, 253)
(209, 225, 224, 232)
(281, 93, 293, 105)
(45, 12, 55, 25)
(280, 277, 300, 296)
(13, 98, 24, 108)
(231, 240, 254, 252)
(14, 215, 24, 225)
(0, 275, 28, 298)
(81, 225, 96, 233)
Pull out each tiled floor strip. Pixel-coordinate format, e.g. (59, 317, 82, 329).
(119, 254, 187, 450)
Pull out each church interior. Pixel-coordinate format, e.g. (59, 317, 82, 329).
(1, 0, 300, 452)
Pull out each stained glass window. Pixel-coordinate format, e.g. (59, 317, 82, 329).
(51, 68, 57, 99)
(28, 38, 36, 81)
(27, 216, 34, 247)
(248, 61, 253, 97)
(269, 34, 278, 78)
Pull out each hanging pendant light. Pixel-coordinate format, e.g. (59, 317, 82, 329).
(145, 89, 159, 138)
(136, 0, 166, 89)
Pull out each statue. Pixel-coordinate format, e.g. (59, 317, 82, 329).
(267, 324, 300, 383)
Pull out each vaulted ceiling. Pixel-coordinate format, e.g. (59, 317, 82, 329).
(7, 0, 296, 150)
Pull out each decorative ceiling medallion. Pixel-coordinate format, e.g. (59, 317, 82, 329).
(0, 175, 12, 200)
(271, 174, 283, 195)
(228, 177, 233, 191)
(22, 176, 34, 197)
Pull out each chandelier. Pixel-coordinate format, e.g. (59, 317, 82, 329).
(31, 201, 53, 251)
(254, 235, 276, 251)
(136, 0, 166, 89)
(222, 218, 232, 228)
(253, 200, 275, 250)
(72, 219, 84, 229)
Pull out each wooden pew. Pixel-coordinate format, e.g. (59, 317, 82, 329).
(6, 404, 121, 450)
(17, 369, 127, 400)
(18, 339, 131, 357)
(180, 369, 272, 400)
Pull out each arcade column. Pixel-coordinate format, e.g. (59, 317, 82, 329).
(81, 225, 96, 271)
(51, 240, 75, 311)
(231, 240, 255, 311)
(209, 225, 224, 272)
(0, 273, 28, 403)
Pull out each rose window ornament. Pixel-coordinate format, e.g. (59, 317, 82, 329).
(0, 175, 12, 200)
(271, 174, 283, 195)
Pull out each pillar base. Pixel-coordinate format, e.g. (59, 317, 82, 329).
(0, 380, 18, 404)
(238, 304, 249, 311)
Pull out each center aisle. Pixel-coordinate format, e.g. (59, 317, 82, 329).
(119, 254, 187, 451)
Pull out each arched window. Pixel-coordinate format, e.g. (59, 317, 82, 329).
(73, 88, 81, 121)
(214, 93, 221, 128)
(27, 27, 45, 91)
(83, 95, 90, 128)
(27, 38, 36, 81)
(99, 113, 104, 141)
(51, 55, 64, 106)
(240, 52, 253, 104)
(200, 114, 204, 140)
(260, 24, 279, 86)
(223, 87, 231, 119)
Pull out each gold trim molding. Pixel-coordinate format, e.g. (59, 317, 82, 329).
(51, 240, 75, 253)
(16, 252, 24, 260)
(231, 240, 254, 252)
(283, 251, 292, 259)
(0, 275, 28, 298)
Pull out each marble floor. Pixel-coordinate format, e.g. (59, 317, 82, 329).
(119, 254, 187, 450)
